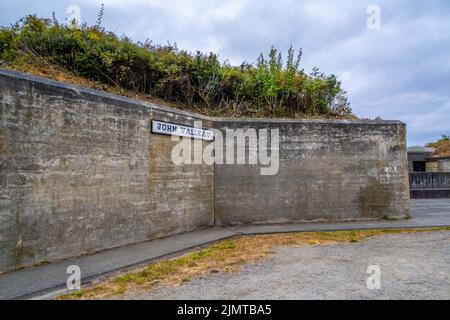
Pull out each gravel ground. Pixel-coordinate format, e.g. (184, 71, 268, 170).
(131, 231, 450, 300)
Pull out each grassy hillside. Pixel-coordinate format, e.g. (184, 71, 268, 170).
(427, 135, 450, 157)
(0, 14, 353, 119)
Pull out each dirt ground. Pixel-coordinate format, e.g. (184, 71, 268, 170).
(130, 231, 450, 300)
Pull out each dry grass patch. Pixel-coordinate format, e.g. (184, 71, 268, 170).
(3, 61, 187, 112)
(58, 227, 450, 300)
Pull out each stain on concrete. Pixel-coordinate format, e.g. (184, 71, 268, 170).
(357, 178, 393, 219)
(0, 129, 11, 156)
(215, 121, 410, 225)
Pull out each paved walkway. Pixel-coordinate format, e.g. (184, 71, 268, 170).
(0, 199, 449, 300)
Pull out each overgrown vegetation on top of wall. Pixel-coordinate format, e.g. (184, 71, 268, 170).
(0, 14, 353, 118)
(427, 134, 450, 157)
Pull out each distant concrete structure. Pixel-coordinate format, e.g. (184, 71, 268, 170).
(408, 146, 450, 199)
(426, 160, 439, 173)
(407, 146, 434, 172)
(407, 146, 450, 173)
(438, 158, 450, 172)
(426, 156, 450, 173)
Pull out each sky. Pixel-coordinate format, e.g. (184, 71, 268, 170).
(1, 0, 449, 146)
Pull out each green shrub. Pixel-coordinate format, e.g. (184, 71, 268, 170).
(0, 14, 352, 118)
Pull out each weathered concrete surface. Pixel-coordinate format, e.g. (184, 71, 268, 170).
(215, 120, 410, 225)
(438, 159, 450, 172)
(0, 70, 214, 272)
(410, 172, 450, 190)
(410, 172, 450, 199)
(148, 109, 214, 238)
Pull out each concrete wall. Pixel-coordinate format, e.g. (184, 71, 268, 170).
(410, 172, 450, 199)
(0, 70, 411, 272)
(438, 159, 450, 172)
(408, 152, 431, 172)
(409, 172, 450, 199)
(214, 120, 410, 225)
(426, 161, 439, 172)
(0, 71, 214, 272)
(410, 172, 450, 189)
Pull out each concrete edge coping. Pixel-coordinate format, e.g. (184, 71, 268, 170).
(0, 69, 405, 126)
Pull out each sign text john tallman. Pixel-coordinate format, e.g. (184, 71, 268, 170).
(151, 120, 214, 141)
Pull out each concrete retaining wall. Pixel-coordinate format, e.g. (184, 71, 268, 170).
(0, 71, 214, 272)
(410, 172, 450, 189)
(214, 120, 410, 225)
(438, 159, 450, 172)
(0, 70, 410, 272)
(410, 172, 450, 199)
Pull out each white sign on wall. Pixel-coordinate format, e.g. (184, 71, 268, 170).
(151, 120, 214, 141)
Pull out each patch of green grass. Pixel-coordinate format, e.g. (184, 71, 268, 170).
(59, 290, 84, 300)
(110, 240, 238, 287)
(58, 239, 239, 300)
(58, 239, 240, 300)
